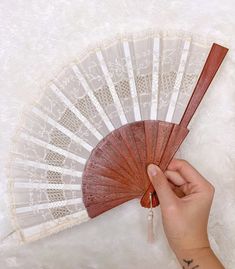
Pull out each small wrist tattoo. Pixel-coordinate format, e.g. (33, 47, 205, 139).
(182, 259, 199, 269)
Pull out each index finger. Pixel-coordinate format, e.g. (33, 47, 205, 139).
(167, 159, 208, 186)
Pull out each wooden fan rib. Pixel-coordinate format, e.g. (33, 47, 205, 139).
(82, 185, 140, 205)
(90, 147, 135, 184)
(180, 43, 228, 127)
(84, 192, 140, 207)
(154, 121, 174, 164)
(87, 154, 141, 191)
(130, 121, 149, 190)
(108, 134, 142, 180)
(144, 120, 158, 164)
(82, 172, 140, 193)
(140, 124, 189, 207)
(86, 194, 139, 218)
(82, 173, 140, 195)
(84, 162, 141, 192)
(97, 138, 139, 183)
(82, 184, 140, 196)
(82, 174, 132, 189)
(111, 130, 143, 187)
(160, 125, 189, 170)
(118, 123, 146, 188)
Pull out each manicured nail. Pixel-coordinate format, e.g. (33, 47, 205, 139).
(147, 164, 158, 176)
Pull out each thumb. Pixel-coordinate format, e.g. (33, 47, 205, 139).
(147, 164, 177, 209)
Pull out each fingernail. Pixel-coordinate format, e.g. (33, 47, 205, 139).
(147, 164, 158, 176)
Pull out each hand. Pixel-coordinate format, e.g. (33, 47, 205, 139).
(147, 159, 214, 255)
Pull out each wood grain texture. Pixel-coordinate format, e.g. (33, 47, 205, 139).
(140, 124, 189, 207)
(180, 43, 228, 127)
(82, 120, 188, 217)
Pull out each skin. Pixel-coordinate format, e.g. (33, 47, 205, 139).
(147, 159, 225, 269)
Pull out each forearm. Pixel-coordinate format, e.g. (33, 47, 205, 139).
(174, 247, 225, 269)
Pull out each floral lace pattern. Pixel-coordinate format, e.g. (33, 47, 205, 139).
(8, 30, 212, 242)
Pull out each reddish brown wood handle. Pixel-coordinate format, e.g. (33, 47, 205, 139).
(141, 43, 228, 208)
(180, 43, 228, 127)
(140, 124, 189, 207)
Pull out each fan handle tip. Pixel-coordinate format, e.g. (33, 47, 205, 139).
(180, 42, 228, 128)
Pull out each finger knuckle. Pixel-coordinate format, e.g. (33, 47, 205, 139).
(209, 184, 215, 194)
(177, 159, 189, 167)
(205, 182, 215, 196)
(181, 159, 190, 166)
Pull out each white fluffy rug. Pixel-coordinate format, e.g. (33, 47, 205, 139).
(0, 0, 235, 268)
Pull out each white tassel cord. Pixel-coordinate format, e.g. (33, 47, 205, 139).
(147, 192, 155, 243)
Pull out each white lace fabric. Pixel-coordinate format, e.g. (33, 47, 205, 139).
(7, 29, 212, 243)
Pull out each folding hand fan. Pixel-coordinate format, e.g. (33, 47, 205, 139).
(7, 30, 228, 243)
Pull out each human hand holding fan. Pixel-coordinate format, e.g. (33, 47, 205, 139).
(7, 30, 228, 243)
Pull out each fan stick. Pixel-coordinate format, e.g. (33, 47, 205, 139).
(15, 198, 82, 214)
(123, 40, 141, 121)
(180, 43, 229, 127)
(154, 121, 174, 164)
(159, 126, 189, 171)
(130, 122, 149, 189)
(86, 194, 139, 218)
(165, 38, 191, 122)
(19, 132, 87, 164)
(140, 43, 228, 208)
(50, 83, 103, 141)
(96, 50, 128, 125)
(14, 182, 81, 190)
(145, 120, 158, 163)
(150, 36, 160, 120)
(140, 124, 189, 207)
(72, 64, 115, 132)
(119, 122, 147, 188)
(15, 158, 82, 177)
(89, 139, 140, 189)
(20, 210, 89, 242)
(32, 107, 93, 152)
(110, 130, 143, 187)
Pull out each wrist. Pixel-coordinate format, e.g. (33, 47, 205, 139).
(170, 235, 211, 258)
(174, 245, 212, 260)
(174, 247, 225, 269)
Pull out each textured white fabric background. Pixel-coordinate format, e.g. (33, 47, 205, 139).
(0, 0, 235, 268)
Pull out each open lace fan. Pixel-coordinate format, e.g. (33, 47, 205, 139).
(7, 30, 228, 243)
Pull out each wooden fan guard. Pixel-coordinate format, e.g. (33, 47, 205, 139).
(82, 43, 228, 218)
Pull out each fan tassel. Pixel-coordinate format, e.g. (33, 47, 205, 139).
(147, 192, 155, 243)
